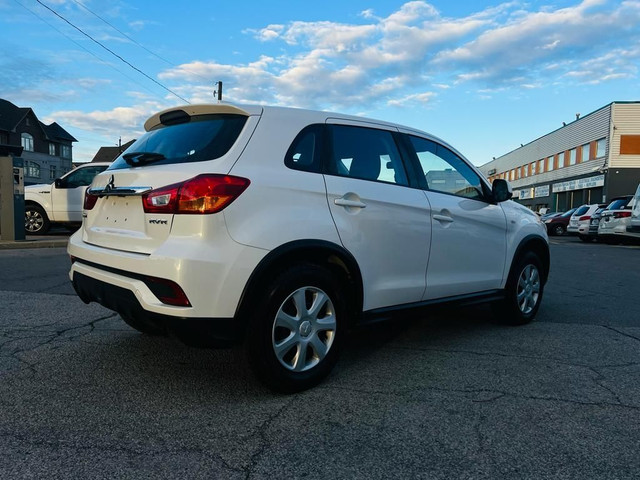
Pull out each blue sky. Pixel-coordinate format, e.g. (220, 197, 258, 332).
(2, 0, 639, 165)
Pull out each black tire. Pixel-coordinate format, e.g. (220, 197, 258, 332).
(24, 204, 50, 235)
(578, 235, 590, 242)
(120, 313, 166, 335)
(550, 224, 565, 236)
(492, 252, 544, 326)
(245, 263, 346, 393)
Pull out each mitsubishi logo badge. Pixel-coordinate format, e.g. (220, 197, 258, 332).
(104, 175, 115, 193)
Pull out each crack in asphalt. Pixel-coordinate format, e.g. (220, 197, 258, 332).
(603, 325, 640, 344)
(0, 431, 247, 476)
(320, 384, 640, 411)
(243, 397, 297, 480)
(0, 313, 118, 377)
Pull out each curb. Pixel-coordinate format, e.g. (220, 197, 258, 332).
(0, 238, 69, 250)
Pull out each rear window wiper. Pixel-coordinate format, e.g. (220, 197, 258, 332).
(122, 151, 166, 166)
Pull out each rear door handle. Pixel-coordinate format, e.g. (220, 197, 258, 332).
(334, 198, 367, 208)
(433, 214, 454, 223)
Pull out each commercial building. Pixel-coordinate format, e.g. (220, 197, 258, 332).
(0, 98, 76, 185)
(479, 102, 640, 212)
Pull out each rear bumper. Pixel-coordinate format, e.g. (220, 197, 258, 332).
(72, 271, 242, 343)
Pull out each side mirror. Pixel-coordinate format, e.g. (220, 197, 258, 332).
(54, 178, 64, 188)
(492, 179, 513, 203)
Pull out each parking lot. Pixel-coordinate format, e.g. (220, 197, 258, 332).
(1, 236, 639, 479)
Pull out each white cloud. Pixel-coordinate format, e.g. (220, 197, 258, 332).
(387, 91, 435, 107)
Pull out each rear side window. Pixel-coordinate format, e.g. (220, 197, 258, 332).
(326, 125, 408, 186)
(109, 114, 247, 170)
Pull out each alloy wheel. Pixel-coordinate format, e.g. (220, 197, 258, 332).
(272, 286, 337, 372)
(516, 264, 540, 315)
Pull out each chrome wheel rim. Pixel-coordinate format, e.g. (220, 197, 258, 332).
(516, 264, 540, 315)
(272, 286, 337, 372)
(25, 210, 43, 233)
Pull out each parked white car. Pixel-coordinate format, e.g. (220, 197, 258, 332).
(624, 184, 640, 240)
(68, 104, 550, 392)
(567, 204, 600, 235)
(598, 195, 635, 243)
(25, 162, 111, 234)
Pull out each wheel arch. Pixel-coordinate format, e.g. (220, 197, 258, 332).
(234, 239, 363, 337)
(509, 234, 550, 285)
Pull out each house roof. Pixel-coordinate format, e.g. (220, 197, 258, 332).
(90, 139, 136, 163)
(0, 98, 77, 142)
(0, 98, 30, 132)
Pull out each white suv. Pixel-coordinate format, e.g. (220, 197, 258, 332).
(68, 104, 550, 392)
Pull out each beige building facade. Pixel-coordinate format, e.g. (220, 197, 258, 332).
(480, 102, 640, 212)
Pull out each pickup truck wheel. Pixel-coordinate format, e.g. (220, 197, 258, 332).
(493, 252, 544, 326)
(25, 205, 50, 235)
(246, 264, 345, 393)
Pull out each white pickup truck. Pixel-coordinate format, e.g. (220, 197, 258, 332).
(24, 162, 110, 234)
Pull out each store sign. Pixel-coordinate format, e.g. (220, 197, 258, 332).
(534, 185, 550, 198)
(512, 189, 521, 199)
(552, 174, 604, 193)
(519, 188, 533, 200)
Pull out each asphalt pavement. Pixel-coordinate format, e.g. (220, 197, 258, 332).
(0, 236, 638, 479)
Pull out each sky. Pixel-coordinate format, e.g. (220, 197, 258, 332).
(1, 0, 639, 165)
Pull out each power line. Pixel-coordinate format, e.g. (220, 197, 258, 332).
(69, 0, 211, 84)
(12, 0, 164, 100)
(34, 0, 190, 104)
(70, 0, 174, 68)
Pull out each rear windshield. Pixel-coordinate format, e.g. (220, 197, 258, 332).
(573, 206, 589, 216)
(606, 198, 630, 210)
(109, 114, 247, 170)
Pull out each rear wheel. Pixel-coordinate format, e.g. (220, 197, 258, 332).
(25, 204, 50, 235)
(246, 263, 346, 393)
(551, 224, 565, 236)
(493, 252, 544, 326)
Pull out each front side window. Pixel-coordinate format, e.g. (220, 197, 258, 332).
(49, 143, 56, 156)
(21, 133, 34, 152)
(408, 136, 484, 200)
(581, 143, 591, 162)
(110, 114, 247, 170)
(327, 125, 408, 186)
(569, 148, 577, 165)
(596, 138, 607, 158)
(62, 166, 108, 188)
(61, 145, 71, 158)
(50, 165, 56, 179)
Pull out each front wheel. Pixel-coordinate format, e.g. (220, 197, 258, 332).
(551, 224, 565, 236)
(246, 264, 346, 393)
(493, 252, 544, 326)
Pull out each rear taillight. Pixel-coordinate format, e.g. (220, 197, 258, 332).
(84, 190, 98, 210)
(142, 174, 250, 214)
(579, 215, 591, 221)
(613, 211, 631, 219)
